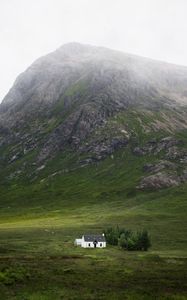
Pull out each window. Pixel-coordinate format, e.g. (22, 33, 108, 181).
(88, 243, 91, 247)
(100, 243, 102, 247)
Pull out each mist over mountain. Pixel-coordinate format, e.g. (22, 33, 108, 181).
(2, 42, 187, 114)
(0, 43, 187, 190)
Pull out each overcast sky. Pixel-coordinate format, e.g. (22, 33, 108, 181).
(0, 0, 187, 102)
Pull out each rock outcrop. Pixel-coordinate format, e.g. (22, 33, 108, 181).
(138, 159, 187, 190)
(138, 172, 180, 190)
(133, 137, 183, 157)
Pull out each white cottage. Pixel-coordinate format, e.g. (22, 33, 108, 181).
(74, 234, 106, 248)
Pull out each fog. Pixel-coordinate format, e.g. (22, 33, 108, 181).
(0, 0, 187, 102)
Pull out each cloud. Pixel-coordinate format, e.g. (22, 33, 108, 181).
(0, 0, 187, 102)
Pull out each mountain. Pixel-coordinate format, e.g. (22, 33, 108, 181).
(0, 41, 187, 269)
(0, 43, 187, 189)
(1, 42, 187, 299)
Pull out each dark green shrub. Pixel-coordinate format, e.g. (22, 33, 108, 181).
(104, 226, 151, 251)
(0, 266, 29, 285)
(139, 229, 151, 251)
(118, 233, 127, 249)
(104, 227, 119, 245)
(125, 237, 137, 251)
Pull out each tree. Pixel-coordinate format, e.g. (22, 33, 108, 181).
(118, 233, 127, 249)
(104, 227, 118, 245)
(104, 226, 151, 251)
(139, 229, 151, 251)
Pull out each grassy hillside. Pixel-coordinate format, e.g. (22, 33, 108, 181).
(0, 139, 187, 299)
(1, 153, 187, 253)
(0, 108, 187, 299)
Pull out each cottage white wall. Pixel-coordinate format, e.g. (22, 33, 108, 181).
(97, 242, 106, 248)
(75, 236, 106, 248)
(102, 242, 106, 248)
(74, 239, 82, 246)
(82, 241, 94, 248)
(82, 239, 106, 248)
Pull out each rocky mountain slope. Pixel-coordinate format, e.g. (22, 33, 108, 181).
(0, 43, 187, 190)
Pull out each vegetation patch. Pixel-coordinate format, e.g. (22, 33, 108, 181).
(104, 226, 151, 251)
(0, 266, 30, 285)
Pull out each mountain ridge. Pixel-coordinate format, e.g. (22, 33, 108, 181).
(1, 42, 187, 113)
(0, 43, 187, 191)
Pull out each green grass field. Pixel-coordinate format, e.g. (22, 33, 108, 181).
(0, 146, 187, 299)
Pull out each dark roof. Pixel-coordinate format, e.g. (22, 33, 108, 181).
(83, 235, 106, 242)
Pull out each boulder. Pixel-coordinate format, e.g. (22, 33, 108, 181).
(143, 160, 176, 173)
(137, 172, 180, 190)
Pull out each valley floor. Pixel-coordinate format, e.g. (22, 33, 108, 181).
(0, 224, 187, 300)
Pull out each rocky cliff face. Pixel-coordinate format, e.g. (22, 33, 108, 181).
(0, 43, 187, 189)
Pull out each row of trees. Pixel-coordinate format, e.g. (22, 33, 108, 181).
(104, 226, 151, 251)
